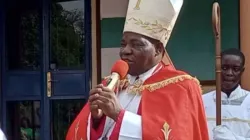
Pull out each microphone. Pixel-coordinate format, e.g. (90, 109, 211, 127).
(106, 60, 129, 90)
(92, 60, 128, 119)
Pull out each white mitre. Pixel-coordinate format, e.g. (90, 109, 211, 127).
(123, 0, 183, 65)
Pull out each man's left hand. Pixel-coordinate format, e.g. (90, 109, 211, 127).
(213, 125, 236, 140)
(94, 84, 122, 121)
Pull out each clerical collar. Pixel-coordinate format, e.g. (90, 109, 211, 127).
(127, 63, 161, 84)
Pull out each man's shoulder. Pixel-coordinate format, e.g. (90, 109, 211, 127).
(152, 67, 201, 93)
(164, 68, 200, 88)
(202, 91, 215, 102)
(202, 90, 215, 97)
(161, 65, 188, 76)
(241, 88, 250, 94)
(241, 88, 250, 100)
(157, 68, 199, 86)
(157, 66, 192, 79)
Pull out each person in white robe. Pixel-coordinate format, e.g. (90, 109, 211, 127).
(203, 48, 250, 140)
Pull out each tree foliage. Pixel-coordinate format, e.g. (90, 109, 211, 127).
(20, 2, 84, 69)
(50, 3, 84, 68)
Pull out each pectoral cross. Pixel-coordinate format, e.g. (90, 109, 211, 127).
(134, 0, 142, 10)
(102, 137, 108, 140)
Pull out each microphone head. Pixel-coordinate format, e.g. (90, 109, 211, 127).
(111, 60, 129, 80)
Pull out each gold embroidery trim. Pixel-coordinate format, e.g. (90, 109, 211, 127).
(73, 121, 80, 140)
(103, 74, 201, 94)
(161, 122, 172, 140)
(207, 117, 250, 124)
(128, 75, 201, 94)
(126, 18, 172, 40)
(73, 120, 83, 140)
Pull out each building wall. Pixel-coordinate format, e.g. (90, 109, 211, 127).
(100, 1, 127, 77)
(100, 0, 239, 93)
(240, 0, 250, 90)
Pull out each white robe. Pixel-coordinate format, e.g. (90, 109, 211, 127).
(87, 63, 161, 140)
(202, 85, 250, 140)
(0, 129, 6, 140)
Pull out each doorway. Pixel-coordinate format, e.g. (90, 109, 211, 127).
(0, 0, 92, 139)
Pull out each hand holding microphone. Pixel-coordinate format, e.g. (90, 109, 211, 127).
(89, 84, 104, 119)
(88, 60, 129, 120)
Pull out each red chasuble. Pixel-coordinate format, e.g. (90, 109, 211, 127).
(66, 65, 209, 140)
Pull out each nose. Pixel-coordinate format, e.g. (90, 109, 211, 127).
(226, 68, 233, 76)
(121, 45, 132, 55)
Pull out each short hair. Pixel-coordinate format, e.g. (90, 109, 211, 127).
(221, 48, 245, 66)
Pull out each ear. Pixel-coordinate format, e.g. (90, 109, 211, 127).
(155, 42, 164, 56)
(242, 67, 245, 73)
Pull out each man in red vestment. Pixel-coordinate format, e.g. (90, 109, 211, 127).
(66, 0, 209, 139)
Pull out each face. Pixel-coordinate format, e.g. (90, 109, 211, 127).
(119, 32, 163, 76)
(221, 54, 244, 93)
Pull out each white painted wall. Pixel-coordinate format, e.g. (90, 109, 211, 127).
(101, 48, 120, 77)
(100, 0, 127, 77)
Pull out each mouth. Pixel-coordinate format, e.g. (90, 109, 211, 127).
(224, 78, 234, 81)
(222, 80, 235, 85)
(224, 80, 233, 83)
(122, 58, 134, 64)
(223, 76, 235, 82)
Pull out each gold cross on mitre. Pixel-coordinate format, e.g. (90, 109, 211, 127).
(134, 0, 142, 10)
